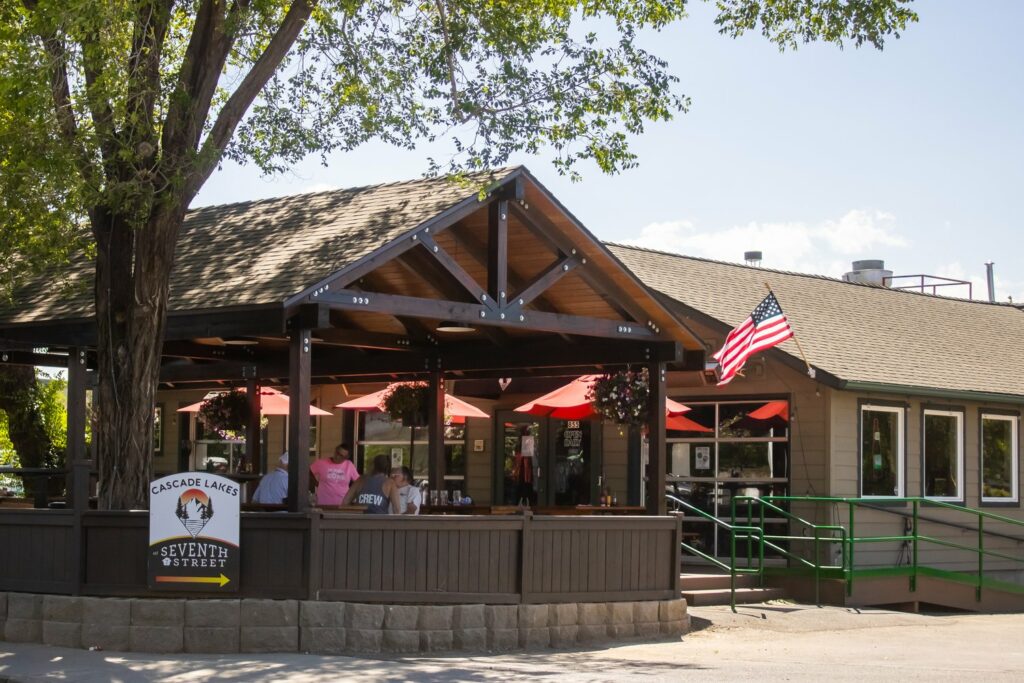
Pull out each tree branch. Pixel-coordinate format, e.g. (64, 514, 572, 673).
(124, 0, 175, 157)
(22, 2, 102, 192)
(185, 0, 315, 199)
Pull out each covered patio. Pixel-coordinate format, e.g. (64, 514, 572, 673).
(0, 167, 706, 604)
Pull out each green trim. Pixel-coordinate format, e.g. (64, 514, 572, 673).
(843, 381, 1024, 406)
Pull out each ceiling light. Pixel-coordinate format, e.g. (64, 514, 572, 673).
(436, 320, 475, 333)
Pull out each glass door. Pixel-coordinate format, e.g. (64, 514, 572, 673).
(496, 412, 543, 505)
(550, 419, 598, 505)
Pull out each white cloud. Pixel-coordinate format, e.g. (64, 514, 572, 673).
(626, 210, 909, 279)
(301, 182, 339, 194)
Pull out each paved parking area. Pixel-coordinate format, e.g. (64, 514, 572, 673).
(2, 603, 1023, 682)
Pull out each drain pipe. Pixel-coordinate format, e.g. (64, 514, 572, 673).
(985, 262, 996, 302)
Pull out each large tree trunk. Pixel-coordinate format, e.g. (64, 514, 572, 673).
(93, 203, 184, 510)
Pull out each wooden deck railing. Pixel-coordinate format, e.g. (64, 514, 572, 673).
(0, 509, 681, 603)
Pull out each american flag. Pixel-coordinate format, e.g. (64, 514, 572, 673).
(713, 292, 794, 386)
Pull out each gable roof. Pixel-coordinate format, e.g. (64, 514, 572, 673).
(0, 169, 516, 325)
(609, 244, 1024, 400)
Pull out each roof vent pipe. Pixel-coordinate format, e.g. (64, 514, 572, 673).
(843, 260, 893, 287)
(744, 251, 762, 267)
(985, 262, 996, 302)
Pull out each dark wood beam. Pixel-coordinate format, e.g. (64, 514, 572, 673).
(447, 222, 564, 317)
(488, 200, 509, 305)
(416, 233, 495, 310)
(314, 328, 418, 352)
(245, 378, 262, 475)
(287, 329, 311, 513)
(396, 250, 511, 348)
(284, 170, 526, 307)
(161, 341, 263, 362)
(646, 362, 667, 516)
(319, 289, 657, 341)
(512, 256, 579, 309)
(0, 350, 73, 367)
(427, 365, 445, 491)
(157, 338, 680, 384)
(509, 202, 648, 325)
(356, 272, 437, 345)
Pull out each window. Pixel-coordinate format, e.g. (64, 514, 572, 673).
(982, 414, 1019, 504)
(666, 400, 790, 559)
(860, 405, 904, 497)
(922, 408, 963, 501)
(356, 412, 467, 492)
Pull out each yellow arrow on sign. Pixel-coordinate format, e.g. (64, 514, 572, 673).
(155, 574, 230, 587)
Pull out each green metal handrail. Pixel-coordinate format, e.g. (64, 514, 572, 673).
(731, 496, 847, 606)
(763, 496, 1024, 602)
(667, 494, 763, 612)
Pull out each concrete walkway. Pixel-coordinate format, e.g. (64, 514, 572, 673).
(3, 603, 1023, 682)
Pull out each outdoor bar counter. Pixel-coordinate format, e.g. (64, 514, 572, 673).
(0, 507, 682, 604)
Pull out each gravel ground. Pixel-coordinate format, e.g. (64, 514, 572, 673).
(2, 603, 1023, 682)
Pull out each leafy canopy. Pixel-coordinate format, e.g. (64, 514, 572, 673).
(0, 0, 917, 290)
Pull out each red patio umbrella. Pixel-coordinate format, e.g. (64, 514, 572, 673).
(666, 414, 713, 433)
(336, 383, 488, 420)
(177, 387, 333, 416)
(514, 375, 691, 420)
(747, 400, 789, 422)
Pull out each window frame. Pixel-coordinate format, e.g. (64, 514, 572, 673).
(980, 411, 1020, 507)
(858, 402, 906, 499)
(920, 406, 965, 503)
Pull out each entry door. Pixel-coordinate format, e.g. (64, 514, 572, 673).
(494, 412, 604, 506)
(495, 411, 545, 505)
(549, 419, 602, 505)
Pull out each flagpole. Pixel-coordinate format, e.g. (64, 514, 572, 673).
(763, 282, 816, 379)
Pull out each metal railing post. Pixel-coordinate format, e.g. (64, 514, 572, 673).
(977, 515, 984, 602)
(847, 502, 855, 598)
(814, 526, 821, 607)
(911, 499, 919, 593)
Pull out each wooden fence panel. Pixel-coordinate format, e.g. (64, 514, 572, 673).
(0, 510, 75, 593)
(523, 516, 681, 603)
(315, 514, 522, 603)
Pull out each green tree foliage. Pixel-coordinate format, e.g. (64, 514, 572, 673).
(0, 367, 68, 494)
(0, 0, 917, 507)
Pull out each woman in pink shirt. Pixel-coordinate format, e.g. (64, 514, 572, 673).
(310, 443, 360, 506)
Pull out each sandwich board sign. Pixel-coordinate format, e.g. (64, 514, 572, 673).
(148, 473, 240, 591)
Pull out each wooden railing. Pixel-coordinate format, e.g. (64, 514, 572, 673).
(0, 509, 681, 603)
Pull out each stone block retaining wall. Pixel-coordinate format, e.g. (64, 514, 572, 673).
(0, 592, 687, 655)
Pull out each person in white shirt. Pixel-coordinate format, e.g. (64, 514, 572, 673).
(391, 466, 422, 515)
(252, 452, 289, 505)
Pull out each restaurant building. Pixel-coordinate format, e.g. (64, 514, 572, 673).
(1, 167, 1023, 653)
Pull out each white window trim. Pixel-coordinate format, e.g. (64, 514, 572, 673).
(861, 404, 905, 498)
(922, 408, 964, 502)
(981, 413, 1019, 504)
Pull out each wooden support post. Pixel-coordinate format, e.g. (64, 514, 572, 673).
(287, 329, 311, 512)
(647, 362, 667, 515)
(245, 378, 262, 476)
(67, 348, 90, 511)
(627, 424, 642, 506)
(427, 364, 445, 491)
(488, 199, 509, 305)
(66, 348, 89, 594)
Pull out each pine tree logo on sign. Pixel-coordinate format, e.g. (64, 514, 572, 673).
(176, 488, 214, 538)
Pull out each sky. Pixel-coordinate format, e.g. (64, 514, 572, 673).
(194, 0, 1024, 303)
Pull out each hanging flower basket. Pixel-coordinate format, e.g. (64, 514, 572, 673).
(383, 383, 428, 427)
(198, 389, 251, 439)
(588, 369, 650, 427)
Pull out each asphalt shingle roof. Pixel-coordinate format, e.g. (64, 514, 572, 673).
(608, 243, 1024, 398)
(0, 169, 514, 324)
